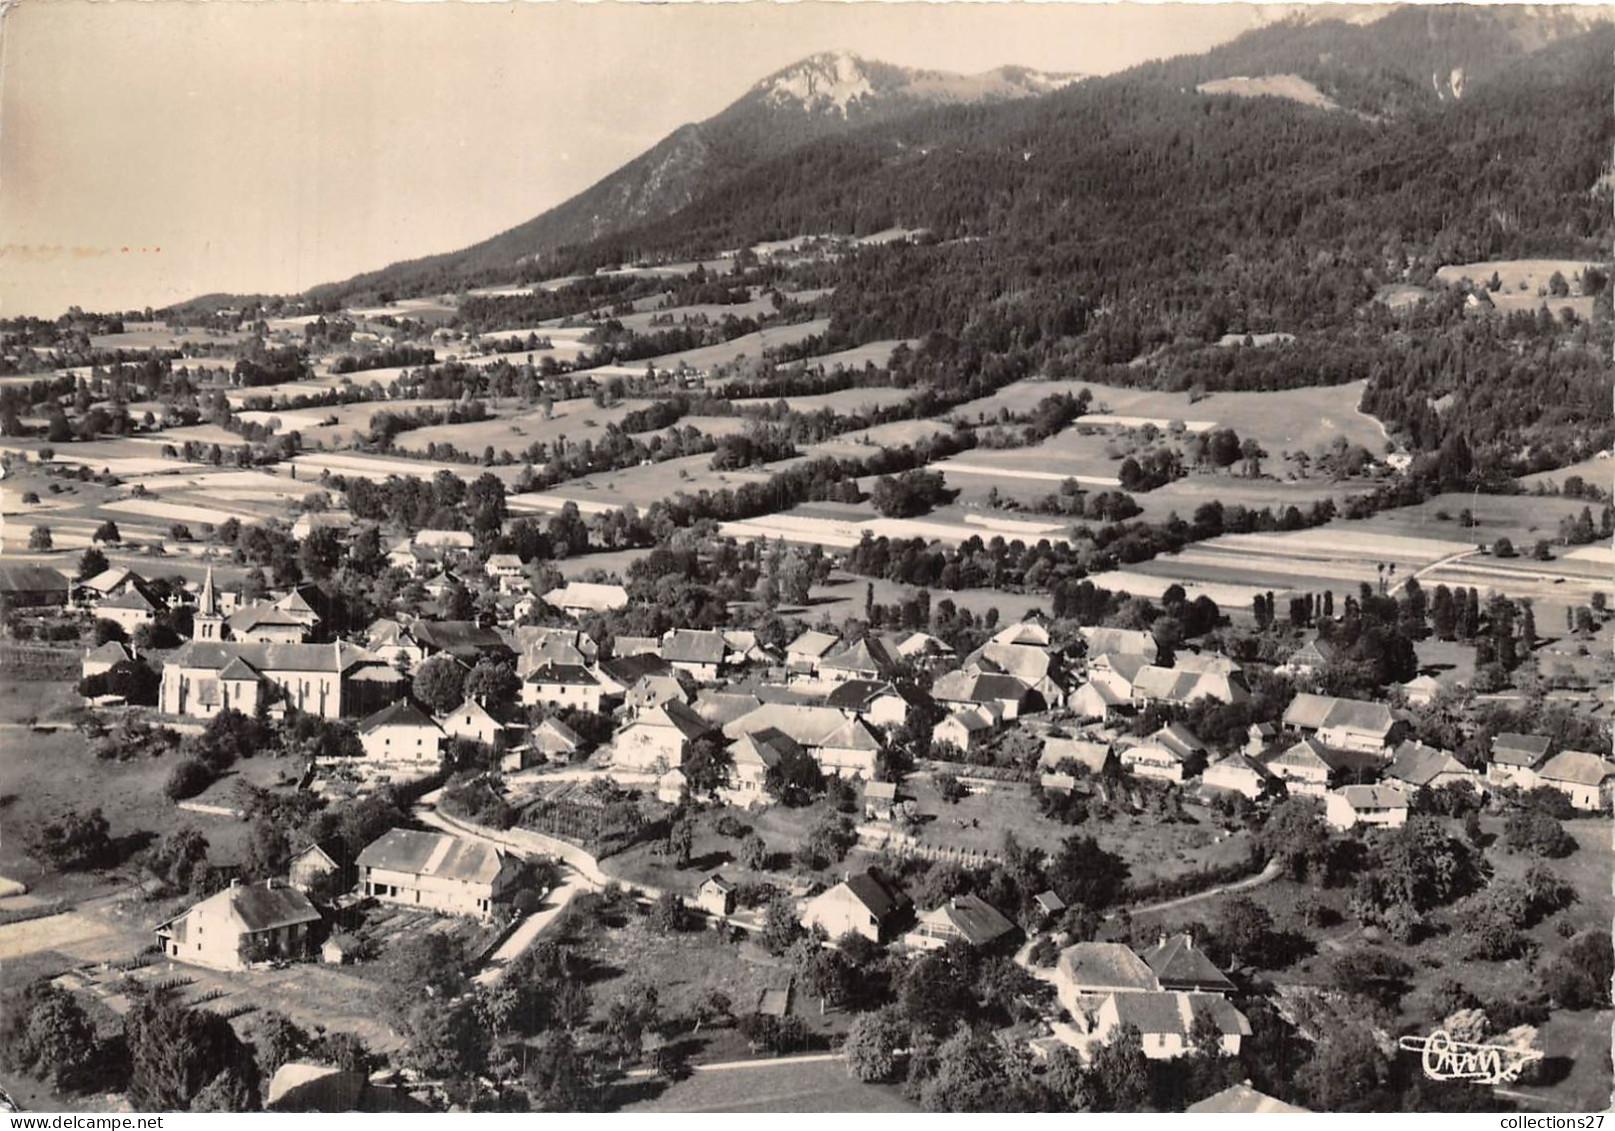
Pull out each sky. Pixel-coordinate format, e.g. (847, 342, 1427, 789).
(0, 1, 1292, 317)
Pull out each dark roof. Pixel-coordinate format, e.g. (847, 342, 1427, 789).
(637, 699, 716, 740)
(1111, 991, 1249, 1037)
(1143, 934, 1236, 993)
(820, 635, 896, 674)
(411, 620, 512, 660)
(220, 881, 322, 933)
(526, 662, 599, 686)
(1492, 732, 1552, 765)
(824, 679, 902, 711)
(357, 699, 440, 734)
(599, 653, 672, 685)
(843, 871, 905, 920)
(922, 893, 1016, 947)
(0, 564, 70, 594)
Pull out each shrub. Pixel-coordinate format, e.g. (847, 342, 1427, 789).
(165, 758, 215, 801)
(1504, 809, 1575, 858)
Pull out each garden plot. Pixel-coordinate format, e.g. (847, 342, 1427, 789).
(103, 497, 254, 526)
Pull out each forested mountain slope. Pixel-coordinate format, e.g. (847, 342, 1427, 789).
(305, 53, 1077, 303)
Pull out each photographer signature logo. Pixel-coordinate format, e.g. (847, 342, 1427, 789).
(1398, 1029, 1544, 1085)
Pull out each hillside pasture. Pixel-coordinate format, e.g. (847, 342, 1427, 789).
(1342, 492, 1607, 554)
(1518, 453, 1612, 492)
(510, 451, 801, 514)
(637, 318, 830, 374)
(721, 498, 1073, 551)
(1435, 258, 1603, 318)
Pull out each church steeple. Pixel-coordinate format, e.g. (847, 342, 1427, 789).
(194, 565, 223, 641)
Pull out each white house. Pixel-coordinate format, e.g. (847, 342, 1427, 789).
(543, 582, 629, 617)
(1487, 733, 1552, 790)
(357, 700, 443, 764)
(800, 872, 907, 943)
(612, 700, 716, 772)
(1535, 750, 1615, 811)
(520, 662, 605, 712)
(1325, 784, 1411, 831)
(437, 697, 508, 748)
(1201, 753, 1272, 800)
(1091, 992, 1250, 1060)
(154, 879, 320, 970)
(933, 704, 997, 753)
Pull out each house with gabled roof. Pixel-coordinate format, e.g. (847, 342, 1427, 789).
(661, 628, 728, 682)
(890, 631, 954, 666)
(1201, 752, 1274, 800)
(357, 828, 519, 919)
(696, 873, 737, 918)
(1282, 635, 1339, 676)
(785, 629, 840, 679)
(819, 634, 898, 683)
(514, 625, 600, 672)
(288, 840, 352, 894)
(1142, 933, 1236, 994)
(1119, 723, 1208, 783)
(1325, 784, 1411, 831)
(1094, 992, 1251, 1060)
(366, 618, 426, 671)
(725, 702, 882, 776)
(543, 581, 629, 617)
(1040, 735, 1113, 777)
(933, 668, 1037, 720)
(801, 871, 909, 942)
(627, 670, 698, 715)
(1284, 694, 1402, 754)
(1263, 736, 1378, 796)
(83, 639, 135, 679)
(357, 700, 443, 764)
(962, 637, 1066, 708)
(531, 716, 583, 759)
(694, 688, 765, 728)
(904, 893, 1018, 952)
(155, 878, 321, 970)
(1071, 678, 1128, 723)
(614, 699, 717, 772)
(933, 703, 998, 753)
(95, 585, 161, 633)
(1488, 733, 1552, 790)
(823, 679, 913, 728)
(1385, 740, 1482, 794)
(1186, 1083, 1308, 1113)
(521, 661, 604, 712)
(727, 727, 803, 800)
(1079, 626, 1159, 663)
(436, 697, 512, 748)
(1535, 750, 1615, 811)
(1055, 942, 1161, 1016)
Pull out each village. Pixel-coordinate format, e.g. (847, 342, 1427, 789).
(0, 474, 1611, 1112)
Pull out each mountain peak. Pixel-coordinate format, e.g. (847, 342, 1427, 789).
(756, 50, 883, 115)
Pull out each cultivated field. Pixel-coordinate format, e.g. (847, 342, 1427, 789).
(509, 451, 801, 514)
(720, 499, 1072, 551)
(801, 571, 1051, 625)
(635, 318, 831, 374)
(393, 398, 658, 456)
(729, 386, 912, 414)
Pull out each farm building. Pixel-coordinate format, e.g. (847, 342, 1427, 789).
(0, 563, 70, 609)
(724, 702, 883, 777)
(932, 669, 1037, 720)
(1263, 736, 1378, 796)
(727, 727, 803, 799)
(1092, 992, 1250, 1059)
(154, 878, 321, 970)
(436, 697, 512, 748)
(1282, 694, 1402, 754)
(823, 679, 913, 727)
(696, 873, 737, 918)
(1040, 736, 1113, 777)
(1079, 626, 1158, 663)
(82, 639, 135, 679)
(412, 620, 514, 666)
(785, 629, 841, 679)
(413, 529, 475, 550)
(288, 841, 352, 893)
(92, 584, 161, 633)
(933, 704, 998, 753)
(819, 634, 900, 683)
(542, 581, 629, 617)
(356, 827, 520, 919)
